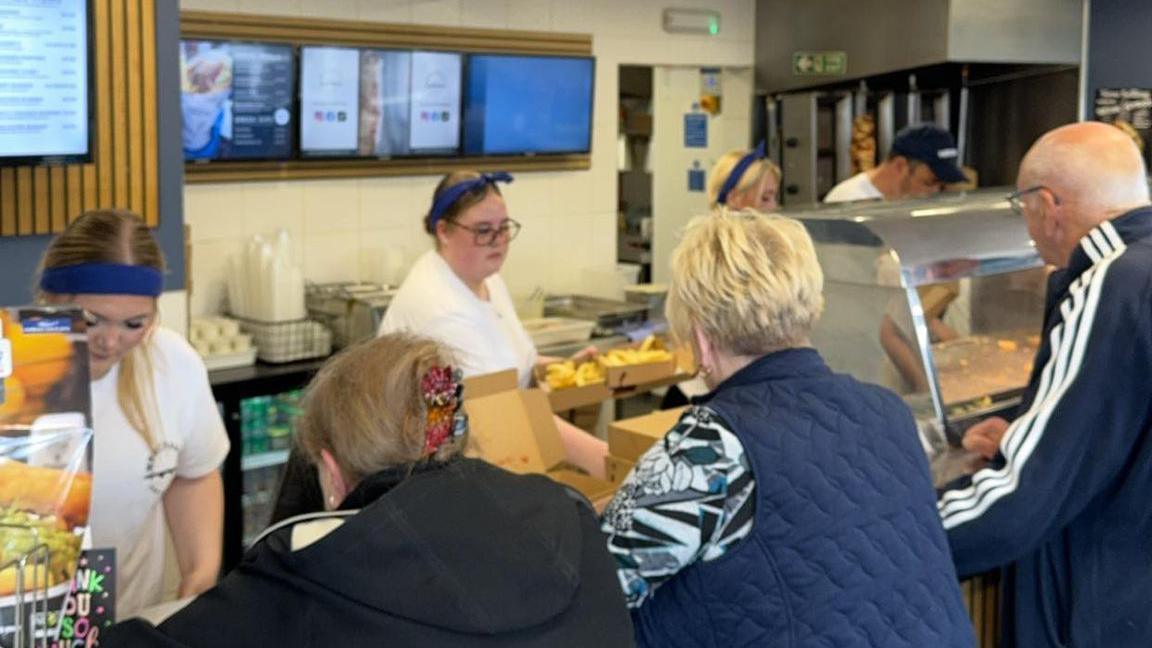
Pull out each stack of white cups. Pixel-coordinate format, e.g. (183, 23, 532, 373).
(190, 317, 255, 359)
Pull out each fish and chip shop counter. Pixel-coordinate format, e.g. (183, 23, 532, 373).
(788, 190, 1049, 646)
(789, 190, 1047, 457)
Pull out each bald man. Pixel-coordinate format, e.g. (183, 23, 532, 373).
(938, 122, 1152, 648)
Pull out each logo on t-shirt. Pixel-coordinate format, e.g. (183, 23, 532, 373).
(144, 441, 180, 494)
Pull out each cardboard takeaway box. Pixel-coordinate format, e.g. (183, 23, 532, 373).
(462, 371, 617, 502)
(607, 406, 686, 462)
(604, 454, 636, 486)
(535, 345, 697, 413)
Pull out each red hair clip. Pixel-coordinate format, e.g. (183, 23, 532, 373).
(421, 365, 466, 455)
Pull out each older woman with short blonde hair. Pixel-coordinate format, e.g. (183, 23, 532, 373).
(602, 211, 973, 647)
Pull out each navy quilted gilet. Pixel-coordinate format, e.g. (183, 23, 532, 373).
(631, 348, 974, 647)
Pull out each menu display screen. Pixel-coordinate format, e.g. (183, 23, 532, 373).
(463, 54, 594, 156)
(302, 47, 462, 158)
(181, 40, 295, 161)
(299, 46, 361, 157)
(0, 0, 91, 164)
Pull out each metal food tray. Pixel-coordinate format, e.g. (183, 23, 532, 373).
(543, 295, 648, 337)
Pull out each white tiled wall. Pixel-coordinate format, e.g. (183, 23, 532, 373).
(180, 0, 757, 317)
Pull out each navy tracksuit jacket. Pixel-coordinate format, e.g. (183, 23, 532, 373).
(939, 206, 1152, 647)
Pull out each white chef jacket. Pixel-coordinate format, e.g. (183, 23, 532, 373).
(379, 250, 537, 387)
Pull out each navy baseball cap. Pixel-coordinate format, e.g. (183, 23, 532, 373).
(890, 124, 968, 184)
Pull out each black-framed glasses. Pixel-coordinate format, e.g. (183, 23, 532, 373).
(449, 218, 522, 247)
(1007, 185, 1060, 215)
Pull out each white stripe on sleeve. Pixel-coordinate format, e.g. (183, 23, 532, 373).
(939, 227, 1124, 528)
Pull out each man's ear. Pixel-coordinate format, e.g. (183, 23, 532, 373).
(1040, 190, 1067, 250)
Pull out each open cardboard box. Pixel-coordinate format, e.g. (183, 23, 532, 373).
(462, 373, 616, 502)
(607, 406, 686, 462)
(604, 454, 636, 486)
(536, 345, 698, 413)
(533, 365, 614, 412)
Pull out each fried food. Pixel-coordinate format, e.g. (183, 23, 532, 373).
(545, 361, 605, 390)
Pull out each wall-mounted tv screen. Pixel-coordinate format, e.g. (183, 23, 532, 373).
(463, 54, 594, 156)
(0, 0, 92, 166)
(181, 40, 295, 162)
(299, 46, 360, 157)
(300, 46, 461, 158)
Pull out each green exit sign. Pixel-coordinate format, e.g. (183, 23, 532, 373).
(793, 51, 848, 76)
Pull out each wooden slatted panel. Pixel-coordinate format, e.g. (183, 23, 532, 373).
(140, 0, 159, 226)
(962, 572, 1001, 648)
(65, 166, 82, 224)
(180, 11, 591, 55)
(0, 0, 160, 237)
(0, 169, 15, 235)
(94, 0, 113, 209)
(32, 167, 50, 232)
(110, 0, 129, 207)
(50, 167, 67, 231)
(81, 164, 97, 215)
(126, 0, 145, 224)
(16, 168, 33, 235)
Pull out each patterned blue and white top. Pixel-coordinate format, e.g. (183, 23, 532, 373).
(600, 406, 756, 607)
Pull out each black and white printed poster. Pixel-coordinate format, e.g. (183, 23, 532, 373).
(1094, 88, 1152, 167)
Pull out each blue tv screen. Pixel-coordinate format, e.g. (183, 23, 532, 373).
(463, 55, 594, 156)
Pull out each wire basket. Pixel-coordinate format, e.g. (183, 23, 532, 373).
(232, 316, 333, 364)
(0, 525, 52, 648)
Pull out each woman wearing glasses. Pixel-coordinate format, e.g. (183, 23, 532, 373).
(378, 171, 538, 385)
(275, 172, 607, 522)
(378, 171, 609, 477)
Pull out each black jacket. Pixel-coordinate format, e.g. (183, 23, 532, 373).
(105, 458, 634, 647)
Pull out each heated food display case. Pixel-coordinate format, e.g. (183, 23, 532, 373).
(788, 189, 1046, 646)
(789, 190, 1048, 461)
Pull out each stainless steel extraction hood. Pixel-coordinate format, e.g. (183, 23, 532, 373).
(756, 0, 1083, 93)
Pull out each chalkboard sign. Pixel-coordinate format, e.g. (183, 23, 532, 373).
(47, 549, 115, 648)
(1093, 88, 1152, 167)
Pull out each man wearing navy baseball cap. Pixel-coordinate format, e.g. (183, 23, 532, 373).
(825, 123, 968, 203)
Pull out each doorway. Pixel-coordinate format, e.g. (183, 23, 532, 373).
(617, 65, 653, 284)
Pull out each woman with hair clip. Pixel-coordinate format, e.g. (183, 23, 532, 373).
(36, 210, 229, 619)
(104, 334, 633, 647)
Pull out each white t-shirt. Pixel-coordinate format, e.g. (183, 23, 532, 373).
(380, 250, 538, 387)
(89, 327, 230, 620)
(823, 172, 884, 203)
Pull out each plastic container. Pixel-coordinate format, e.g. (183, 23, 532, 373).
(521, 317, 596, 348)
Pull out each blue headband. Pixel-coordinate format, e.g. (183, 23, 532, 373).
(40, 263, 164, 296)
(427, 172, 514, 230)
(716, 141, 767, 206)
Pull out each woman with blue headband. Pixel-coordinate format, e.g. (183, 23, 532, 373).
(662, 144, 783, 411)
(36, 210, 229, 619)
(708, 142, 781, 211)
(379, 171, 608, 479)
